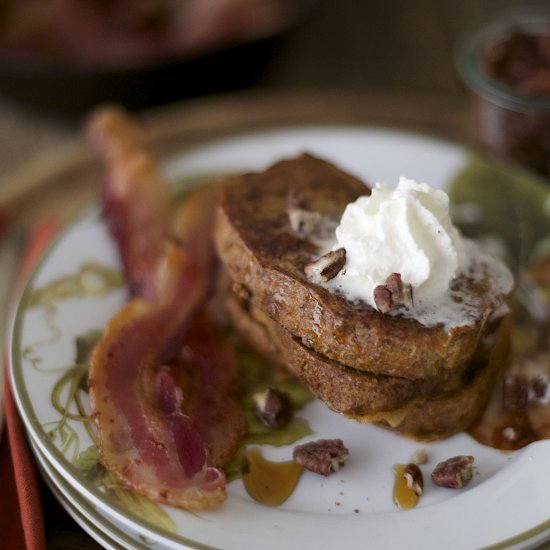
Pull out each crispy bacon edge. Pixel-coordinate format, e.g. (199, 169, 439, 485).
(86, 106, 246, 510)
(86, 107, 169, 299)
(89, 242, 227, 509)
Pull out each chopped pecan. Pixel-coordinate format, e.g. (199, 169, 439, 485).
(502, 375, 529, 411)
(431, 456, 474, 489)
(403, 463, 423, 496)
(386, 272, 414, 308)
(253, 388, 293, 429)
(304, 248, 346, 283)
(287, 189, 322, 236)
(293, 439, 349, 476)
(374, 272, 413, 313)
(373, 285, 393, 313)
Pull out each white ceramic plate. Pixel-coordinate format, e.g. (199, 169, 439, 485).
(41, 476, 127, 550)
(37, 461, 136, 550)
(30, 438, 154, 550)
(10, 127, 550, 550)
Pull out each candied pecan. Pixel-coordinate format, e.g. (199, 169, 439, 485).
(374, 272, 414, 313)
(431, 456, 474, 489)
(253, 388, 293, 429)
(502, 375, 529, 411)
(403, 463, 423, 496)
(293, 439, 349, 476)
(304, 248, 346, 283)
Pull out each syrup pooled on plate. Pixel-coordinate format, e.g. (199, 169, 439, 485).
(450, 156, 550, 452)
(241, 448, 303, 506)
(468, 374, 541, 451)
(392, 464, 420, 510)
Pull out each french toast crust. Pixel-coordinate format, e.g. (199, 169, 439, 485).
(227, 290, 510, 439)
(215, 154, 510, 380)
(225, 292, 507, 422)
(372, 316, 511, 440)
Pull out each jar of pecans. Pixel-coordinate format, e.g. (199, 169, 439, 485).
(455, 9, 550, 178)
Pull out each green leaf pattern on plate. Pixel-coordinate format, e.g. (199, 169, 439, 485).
(24, 263, 175, 534)
(75, 445, 175, 533)
(225, 345, 315, 482)
(25, 258, 314, 527)
(22, 263, 123, 372)
(450, 155, 550, 272)
(450, 155, 550, 368)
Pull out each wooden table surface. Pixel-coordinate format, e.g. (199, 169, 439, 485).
(2, 89, 472, 549)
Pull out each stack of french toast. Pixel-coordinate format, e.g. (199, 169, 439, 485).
(214, 153, 512, 440)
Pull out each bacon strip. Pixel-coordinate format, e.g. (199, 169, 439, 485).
(89, 238, 227, 508)
(86, 107, 245, 509)
(86, 107, 169, 299)
(175, 314, 247, 468)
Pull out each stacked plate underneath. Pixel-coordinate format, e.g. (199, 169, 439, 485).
(31, 440, 145, 550)
(9, 128, 550, 550)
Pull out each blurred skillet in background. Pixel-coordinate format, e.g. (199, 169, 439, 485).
(0, 0, 314, 116)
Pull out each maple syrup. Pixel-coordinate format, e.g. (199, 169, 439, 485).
(392, 464, 420, 510)
(242, 448, 303, 506)
(467, 377, 538, 451)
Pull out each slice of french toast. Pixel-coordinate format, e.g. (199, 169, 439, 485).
(215, 153, 512, 381)
(371, 315, 510, 440)
(226, 290, 509, 438)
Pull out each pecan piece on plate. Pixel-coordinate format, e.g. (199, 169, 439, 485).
(293, 439, 349, 476)
(253, 388, 293, 429)
(403, 463, 423, 496)
(431, 455, 474, 489)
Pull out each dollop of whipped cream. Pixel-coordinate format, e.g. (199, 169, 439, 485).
(326, 177, 469, 312)
(319, 176, 514, 329)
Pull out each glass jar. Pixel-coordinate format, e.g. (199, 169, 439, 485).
(455, 9, 550, 178)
